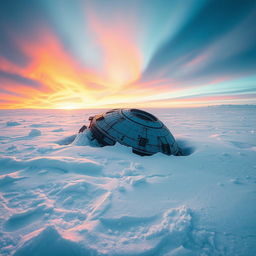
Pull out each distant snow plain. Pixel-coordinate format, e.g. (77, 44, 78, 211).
(0, 106, 255, 256)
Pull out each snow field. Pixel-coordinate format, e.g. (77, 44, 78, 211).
(0, 106, 255, 256)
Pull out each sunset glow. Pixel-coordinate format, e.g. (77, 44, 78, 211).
(0, 0, 255, 109)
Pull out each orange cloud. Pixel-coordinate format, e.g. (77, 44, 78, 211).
(1, 28, 112, 109)
(0, 19, 145, 109)
(87, 12, 142, 88)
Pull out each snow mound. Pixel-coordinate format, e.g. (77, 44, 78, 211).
(6, 121, 21, 126)
(54, 181, 107, 210)
(4, 204, 53, 232)
(14, 226, 97, 256)
(0, 175, 24, 187)
(144, 206, 192, 240)
(28, 129, 41, 137)
(80, 206, 217, 255)
(175, 139, 195, 156)
(163, 246, 195, 256)
(72, 130, 101, 147)
(56, 134, 76, 145)
(72, 131, 90, 146)
(52, 128, 64, 132)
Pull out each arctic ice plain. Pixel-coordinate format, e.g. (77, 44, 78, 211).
(0, 106, 255, 256)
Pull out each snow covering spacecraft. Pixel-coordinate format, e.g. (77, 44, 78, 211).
(79, 108, 181, 156)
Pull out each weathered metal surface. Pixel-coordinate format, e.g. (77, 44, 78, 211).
(83, 108, 180, 156)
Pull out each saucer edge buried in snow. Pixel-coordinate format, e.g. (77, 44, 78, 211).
(79, 108, 181, 156)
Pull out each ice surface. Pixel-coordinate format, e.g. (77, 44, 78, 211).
(0, 106, 255, 256)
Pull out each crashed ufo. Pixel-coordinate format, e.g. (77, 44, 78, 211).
(79, 108, 181, 156)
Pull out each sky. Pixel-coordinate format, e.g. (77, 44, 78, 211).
(0, 0, 256, 109)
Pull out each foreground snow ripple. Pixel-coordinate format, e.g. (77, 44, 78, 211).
(0, 156, 103, 176)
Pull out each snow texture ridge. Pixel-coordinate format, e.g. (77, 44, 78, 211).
(0, 156, 102, 175)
